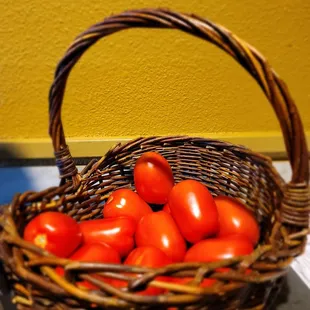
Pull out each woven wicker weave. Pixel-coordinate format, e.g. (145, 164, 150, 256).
(0, 8, 309, 310)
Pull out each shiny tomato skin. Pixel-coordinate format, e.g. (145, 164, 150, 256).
(215, 267, 252, 275)
(168, 180, 219, 243)
(163, 203, 171, 214)
(184, 235, 254, 263)
(23, 212, 82, 258)
(103, 189, 152, 223)
(56, 243, 121, 289)
(135, 211, 187, 262)
(79, 217, 136, 258)
(134, 152, 174, 204)
(214, 196, 260, 245)
(111, 246, 172, 295)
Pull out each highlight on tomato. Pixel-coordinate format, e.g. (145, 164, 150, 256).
(134, 152, 174, 204)
(103, 189, 152, 223)
(23, 211, 82, 258)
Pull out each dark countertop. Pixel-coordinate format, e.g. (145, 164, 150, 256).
(275, 268, 310, 309)
(1, 266, 309, 310)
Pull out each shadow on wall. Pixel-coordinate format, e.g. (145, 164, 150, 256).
(0, 146, 34, 205)
(0, 146, 30, 310)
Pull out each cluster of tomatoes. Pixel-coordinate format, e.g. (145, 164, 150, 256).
(23, 152, 260, 294)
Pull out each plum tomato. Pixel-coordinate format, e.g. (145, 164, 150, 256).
(79, 217, 136, 258)
(103, 189, 152, 223)
(134, 152, 174, 204)
(184, 235, 254, 263)
(135, 211, 186, 262)
(214, 196, 260, 245)
(23, 212, 82, 258)
(168, 180, 219, 243)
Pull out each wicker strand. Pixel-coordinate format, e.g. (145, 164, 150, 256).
(280, 183, 310, 227)
(54, 145, 78, 180)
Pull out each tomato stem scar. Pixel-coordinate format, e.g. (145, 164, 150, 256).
(34, 234, 47, 249)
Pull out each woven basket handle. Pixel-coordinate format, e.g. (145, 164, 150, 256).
(49, 8, 309, 185)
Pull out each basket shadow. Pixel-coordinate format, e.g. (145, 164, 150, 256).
(0, 147, 35, 205)
(0, 146, 33, 310)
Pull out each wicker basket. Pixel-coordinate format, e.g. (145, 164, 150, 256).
(0, 8, 309, 310)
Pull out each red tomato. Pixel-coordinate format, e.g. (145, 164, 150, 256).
(103, 189, 152, 223)
(168, 180, 219, 243)
(163, 203, 171, 214)
(215, 267, 252, 275)
(56, 243, 120, 289)
(70, 242, 120, 263)
(134, 152, 174, 204)
(214, 196, 260, 245)
(125, 246, 172, 267)
(79, 217, 136, 258)
(112, 246, 172, 295)
(135, 211, 186, 262)
(184, 235, 254, 263)
(23, 212, 82, 258)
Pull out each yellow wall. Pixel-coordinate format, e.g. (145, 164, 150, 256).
(1, 0, 310, 157)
